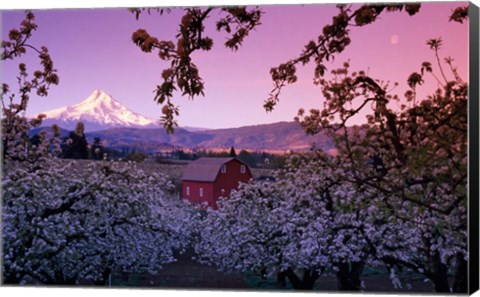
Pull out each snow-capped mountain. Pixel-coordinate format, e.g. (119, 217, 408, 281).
(39, 90, 158, 131)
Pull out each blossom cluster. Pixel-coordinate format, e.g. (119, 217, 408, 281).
(2, 158, 190, 284)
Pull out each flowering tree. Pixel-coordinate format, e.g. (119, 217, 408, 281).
(129, 3, 469, 134)
(193, 153, 374, 290)
(1, 11, 59, 161)
(294, 37, 467, 292)
(131, 7, 262, 132)
(264, 4, 468, 110)
(2, 159, 190, 284)
(193, 31, 467, 294)
(260, 3, 468, 293)
(1, 12, 192, 285)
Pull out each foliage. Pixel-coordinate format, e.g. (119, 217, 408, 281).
(131, 3, 467, 136)
(61, 123, 89, 159)
(1, 12, 193, 285)
(194, 153, 373, 290)
(264, 3, 422, 111)
(282, 6, 467, 292)
(2, 85, 192, 285)
(123, 152, 149, 163)
(2, 158, 191, 284)
(1, 5, 470, 293)
(229, 146, 237, 157)
(131, 6, 262, 133)
(1, 11, 59, 161)
(293, 37, 468, 292)
(132, 4, 423, 130)
(192, 5, 468, 292)
(163, 148, 287, 169)
(449, 6, 469, 23)
(265, 3, 468, 113)
(237, 150, 256, 168)
(91, 137, 104, 160)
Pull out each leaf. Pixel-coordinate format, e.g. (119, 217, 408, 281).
(426, 38, 442, 50)
(404, 4, 421, 16)
(449, 6, 469, 23)
(420, 62, 432, 75)
(407, 72, 423, 89)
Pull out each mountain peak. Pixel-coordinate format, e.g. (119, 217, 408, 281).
(40, 90, 157, 131)
(82, 89, 115, 105)
(91, 89, 107, 98)
(92, 89, 106, 96)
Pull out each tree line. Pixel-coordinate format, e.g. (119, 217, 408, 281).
(160, 146, 288, 169)
(28, 122, 152, 162)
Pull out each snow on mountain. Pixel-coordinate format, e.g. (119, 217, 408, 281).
(39, 90, 158, 131)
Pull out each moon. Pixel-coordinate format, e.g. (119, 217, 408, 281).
(390, 34, 400, 45)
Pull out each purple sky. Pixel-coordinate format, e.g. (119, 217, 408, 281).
(1, 1, 470, 129)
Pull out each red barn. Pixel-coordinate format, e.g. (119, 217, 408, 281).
(182, 157, 253, 209)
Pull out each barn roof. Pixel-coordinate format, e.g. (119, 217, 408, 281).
(182, 157, 244, 182)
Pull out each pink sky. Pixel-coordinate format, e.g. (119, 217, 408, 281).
(1, 1, 470, 129)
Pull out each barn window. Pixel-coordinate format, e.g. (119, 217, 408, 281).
(240, 165, 246, 173)
(199, 188, 204, 197)
(186, 186, 190, 196)
(221, 164, 226, 173)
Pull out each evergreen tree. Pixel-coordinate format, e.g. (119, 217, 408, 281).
(91, 137, 103, 160)
(238, 150, 256, 168)
(62, 122, 88, 159)
(229, 146, 237, 157)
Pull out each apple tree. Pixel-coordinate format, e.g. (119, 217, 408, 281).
(1, 13, 192, 285)
(294, 37, 467, 292)
(193, 153, 376, 290)
(1, 11, 59, 161)
(2, 158, 191, 284)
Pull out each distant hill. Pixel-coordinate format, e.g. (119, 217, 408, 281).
(195, 121, 333, 152)
(30, 89, 333, 153)
(30, 121, 334, 153)
(29, 126, 71, 138)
